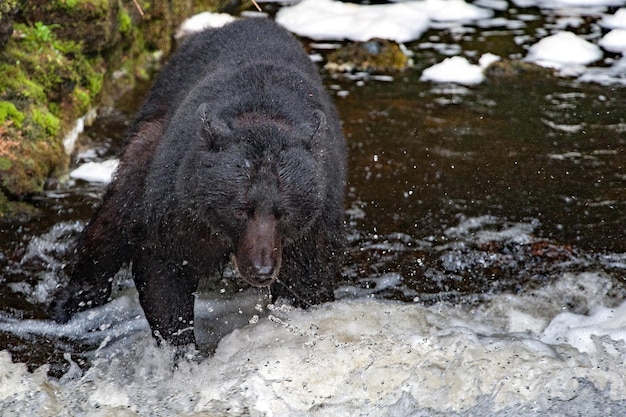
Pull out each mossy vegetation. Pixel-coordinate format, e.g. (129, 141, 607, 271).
(0, 0, 231, 219)
(0, 21, 103, 198)
(0, 101, 24, 128)
(118, 7, 133, 34)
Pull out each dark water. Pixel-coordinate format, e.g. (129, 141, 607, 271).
(1, 1, 626, 381)
(339, 68, 626, 302)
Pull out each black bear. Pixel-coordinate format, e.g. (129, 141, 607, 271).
(49, 18, 346, 347)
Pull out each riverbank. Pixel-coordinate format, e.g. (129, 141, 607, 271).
(0, 0, 235, 221)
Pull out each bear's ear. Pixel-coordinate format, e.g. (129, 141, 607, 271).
(197, 102, 232, 150)
(305, 109, 327, 152)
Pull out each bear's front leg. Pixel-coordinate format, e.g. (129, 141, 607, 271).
(132, 250, 199, 346)
(272, 223, 341, 308)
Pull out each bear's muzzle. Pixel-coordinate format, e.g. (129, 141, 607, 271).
(233, 214, 282, 287)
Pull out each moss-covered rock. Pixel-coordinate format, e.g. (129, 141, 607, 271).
(325, 39, 413, 73)
(0, 101, 24, 127)
(140, 0, 235, 55)
(0, 120, 64, 197)
(0, 21, 104, 197)
(484, 59, 555, 81)
(21, 0, 121, 54)
(0, 0, 237, 219)
(0, 22, 104, 197)
(0, 189, 41, 223)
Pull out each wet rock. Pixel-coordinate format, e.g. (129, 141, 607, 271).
(484, 59, 555, 81)
(0, 191, 40, 223)
(0, 0, 18, 50)
(325, 39, 413, 73)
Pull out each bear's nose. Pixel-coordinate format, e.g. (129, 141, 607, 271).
(235, 213, 283, 287)
(253, 264, 275, 278)
(250, 248, 277, 282)
(251, 273, 275, 286)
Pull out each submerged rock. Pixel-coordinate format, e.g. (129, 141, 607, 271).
(485, 59, 555, 81)
(325, 39, 413, 73)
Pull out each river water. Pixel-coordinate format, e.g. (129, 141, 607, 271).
(1, 2, 626, 416)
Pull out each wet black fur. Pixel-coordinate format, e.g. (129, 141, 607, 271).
(49, 18, 346, 346)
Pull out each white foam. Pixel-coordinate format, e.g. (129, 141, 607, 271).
(2, 272, 626, 415)
(600, 8, 626, 29)
(420, 56, 486, 85)
(514, 0, 626, 8)
(599, 29, 626, 53)
(542, 301, 626, 354)
(406, 0, 493, 22)
(276, 0, 431, 42)
(525, 31, 603, 69)
(69, 159, 119, 184)
(275, 0, 492, 43)
(577, 56, 626, 85)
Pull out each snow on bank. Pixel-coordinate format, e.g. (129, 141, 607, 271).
(62, 108, 97, 156)
(176, 12, 235, 38)
(542, 300, 626, 354)
(419, 29, 609, 85)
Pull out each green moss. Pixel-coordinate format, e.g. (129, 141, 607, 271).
(0, 63, 47, 103)
(5, 24, 91, 104)
(0, 19, 99, 197)
(73, 87, 91, 112)
(28, 21, 61, 44)
(54, 0, 109, 13)
(59, 0, 79, 7)
(87, 67, 104, 97)
(118, 7, 133, 34)
(0, 157, 12, 171)
(0, 0, 226, 206)
(0, 0, 19, 18)
(0, 101, 24, 128)
(0, 118, 63, 196)
(1, 22, 103, 120)
(30, 107, 61, 137)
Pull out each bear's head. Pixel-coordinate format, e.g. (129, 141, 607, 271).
(178, 104, 329, 287)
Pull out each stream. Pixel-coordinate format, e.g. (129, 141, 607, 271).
(1, 1, 626, 416)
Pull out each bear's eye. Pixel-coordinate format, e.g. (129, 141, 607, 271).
(275, 208, 292, 222)
(234, 209, 250, 220)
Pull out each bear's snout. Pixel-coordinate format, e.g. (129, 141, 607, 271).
(233, 214, 282, 287)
